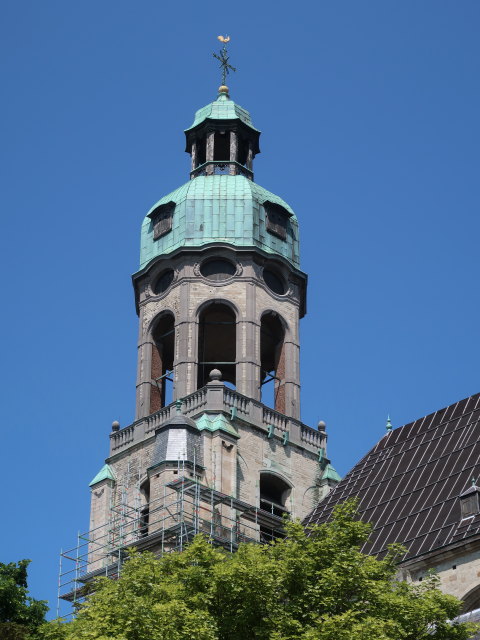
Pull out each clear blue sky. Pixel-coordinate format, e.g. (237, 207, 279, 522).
(1, 0, 479, 618)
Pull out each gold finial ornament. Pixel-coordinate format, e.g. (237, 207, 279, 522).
(218, 85, 229, 94)
(218, 35, 230, 43)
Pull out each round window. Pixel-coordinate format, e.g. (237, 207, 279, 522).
(263, 269, 286, 295)
(200, 259, 236, 282)
(153, 269, 174, 295)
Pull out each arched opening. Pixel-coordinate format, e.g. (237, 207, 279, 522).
(139, 479, 150, 538)
(260, 313, 286, 413)
(150, 313, 175, 413)
(237, 135, 249, 166)
(197, 303, 236, 389)
(461, 585, 480, 613)
(196, 137, 206, 166)
(259, 472, 291, 542)
(213, 132, 230, 161)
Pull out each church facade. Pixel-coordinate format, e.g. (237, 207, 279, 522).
(84, 84, 339, 577)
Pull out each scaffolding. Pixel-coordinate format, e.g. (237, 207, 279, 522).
(57, 474, 286, 617)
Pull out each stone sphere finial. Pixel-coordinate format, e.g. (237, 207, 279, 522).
(209, 368, 222, 381)
(112, 420, 120, 431)
(317, 420, 327, 431)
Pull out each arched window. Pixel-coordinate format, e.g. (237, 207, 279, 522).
(139, 479, 150, 539)
(259, 472, 291, 543)
(260, 313, 286, 413)
(150, 313, 175, 413)
(197, 303, 236, 389)
(461, 585, 480, 613)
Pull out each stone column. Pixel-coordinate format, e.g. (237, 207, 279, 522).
(283, 338, 301, 420)
(246, 141, 253, 171)
(236, 281, 260, 399)
(88, 478, 114, 570)
(274, 340, 286, 415)
(135, 307, 153, 420)
(229, 130, 237, 175)
(191, 140, 197, 172)
(174, 281, 194, 399)
(206, 131, 215, 175)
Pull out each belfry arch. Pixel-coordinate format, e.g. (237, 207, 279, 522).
(197, 302, 237, 389)
(150, 312, 175, 412)
(260, 312, 287, 413)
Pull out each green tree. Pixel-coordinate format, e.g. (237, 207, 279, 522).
(41, 501, 477, 640)
(0, 559, 48, 640)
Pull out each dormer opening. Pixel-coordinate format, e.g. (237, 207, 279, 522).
(265, 201, 292, 241)
(460, 482, 480, 519)
(148, 202, 175, 241)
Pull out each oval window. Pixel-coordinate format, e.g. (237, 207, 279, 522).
(263, 269, 286, 295)
(153, 269, 174, 295)
(200, 259, 236, 282)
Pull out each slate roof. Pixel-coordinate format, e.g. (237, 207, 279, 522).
(304, 392, 480, 562)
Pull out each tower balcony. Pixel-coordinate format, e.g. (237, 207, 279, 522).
(109, 384, 325, 458)
(190, 160, 253, 180)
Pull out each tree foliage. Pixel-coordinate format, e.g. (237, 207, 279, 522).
(41, 501, 477, 640)
(0, 559, 48, 640)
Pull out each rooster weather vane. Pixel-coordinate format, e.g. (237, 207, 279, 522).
(213, 35, 236, 87)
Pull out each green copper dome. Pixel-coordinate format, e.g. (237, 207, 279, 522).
(185, 92, 260, 133)
(139, 175, 299, 270)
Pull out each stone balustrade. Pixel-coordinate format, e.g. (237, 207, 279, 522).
(109, 383, 324, 457)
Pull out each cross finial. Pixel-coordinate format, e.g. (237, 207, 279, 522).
(213, 35, 236, 89)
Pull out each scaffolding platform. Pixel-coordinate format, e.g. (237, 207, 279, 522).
(57, 475, 286, 617)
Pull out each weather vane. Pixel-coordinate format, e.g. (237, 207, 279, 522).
(213, 35, 236, 87)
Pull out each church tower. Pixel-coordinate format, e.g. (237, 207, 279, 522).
(85, 60, 339, 573)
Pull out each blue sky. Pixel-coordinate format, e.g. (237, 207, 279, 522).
(1, 0, 479, 617)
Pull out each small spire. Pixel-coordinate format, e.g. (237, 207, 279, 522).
(213, 35, 236, 91)
(472, 477, 477, 487)
(175, 398, 183, 414)
(386, 414, 393, 431)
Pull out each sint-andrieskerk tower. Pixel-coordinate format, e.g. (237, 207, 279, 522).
(81, 40, 340, 580)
